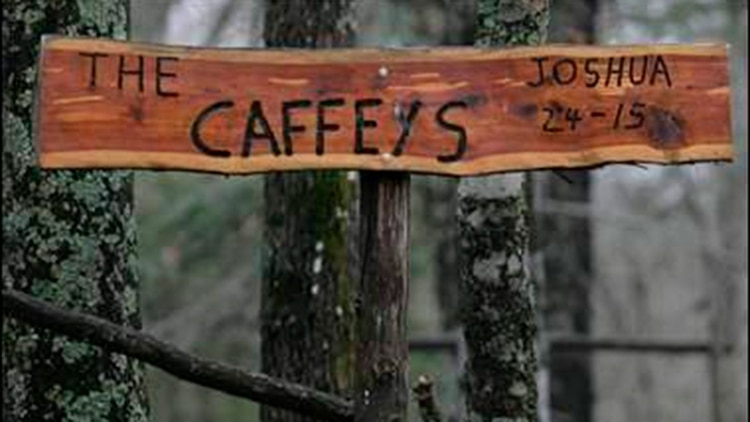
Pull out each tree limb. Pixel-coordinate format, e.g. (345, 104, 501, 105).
(2, 288, 353, 422)
(549, 333, 734, 354)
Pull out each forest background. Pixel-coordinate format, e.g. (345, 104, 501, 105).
(5, 0, 744, 421)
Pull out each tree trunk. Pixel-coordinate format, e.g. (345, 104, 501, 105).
(419, 177, 460, 330)
(2, 1, 148, 421)
(354, 171, 410, 422)
(458, 1, 549, 420)
(261, 1, 358, 421)
(537, 1, 597, 421)
(714, 4, 748, 422)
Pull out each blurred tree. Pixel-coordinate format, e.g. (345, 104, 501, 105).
(457, 0, 548, 419)
(536, 1, 598, 421)
(418, 177, 461, 330)
(261, 1, 358, 421)
(131, 1, 268, 420)
(589, 1, 747, 422)
(2, 1, 148, 420)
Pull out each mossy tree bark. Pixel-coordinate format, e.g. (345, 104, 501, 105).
(538, 1, 598, 421)
(261, 1, 358, 421)
(2, 1, 148, 421)
(458, 1, 549, 420)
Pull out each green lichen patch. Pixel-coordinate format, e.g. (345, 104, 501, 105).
(3, 0, 147, 420)
(458, 157, 540, 418)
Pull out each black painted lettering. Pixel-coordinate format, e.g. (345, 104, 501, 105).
(436, 101, 467, 163)
(391, 100, 422, 156)
(584, 58, 600, 88)
(552, 58, 577, 85)
(527, 57, 549, 87)
(243, 100, 281, 157)
(190, 100, 233, 158)
(625, 102, 646, 129)
(605, 56, 625, 87)
(542, 107, 563, 132)
(354, 98, 382, 155)
(650, 55, 672, 87)
(79, 52, 108, 88)
(316, 98, 345, 155)
(156, 56, 179, 97)
(281, 100, 311, 156)
(612, 103, 624, 129)
(118, 55, 144, 92)
(629, 56, 648, 85)
(565, 108, 583, 131)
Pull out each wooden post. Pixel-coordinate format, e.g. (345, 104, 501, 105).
(354, 171, 410, 421)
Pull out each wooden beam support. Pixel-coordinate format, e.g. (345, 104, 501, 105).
(354, 171, 410, 421)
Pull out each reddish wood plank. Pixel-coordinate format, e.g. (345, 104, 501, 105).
(35, 36, 733, 175)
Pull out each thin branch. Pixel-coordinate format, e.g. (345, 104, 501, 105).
(551, 170, 575, 184)
(2, 289, 353, 422)
(412, 374, 443, 422)
(409, 334, 460, 356)
(547, 334, 734, 354)
(407, 333, 733, 354)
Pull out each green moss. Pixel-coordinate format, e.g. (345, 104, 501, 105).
(52, 337, 97, 365)
(262, 170, 356, 417)
(55, 379, 131, 422)
(75, 0, 128, 39)
(475, 0, 549, 47)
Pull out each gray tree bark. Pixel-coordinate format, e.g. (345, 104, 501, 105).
(458, 1, 549, 420)
(2, 1, 148, 421)
(261, 1, 358, 421)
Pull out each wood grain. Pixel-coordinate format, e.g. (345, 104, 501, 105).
(355, 171, 410, 421)
(36, 36, 733, 176)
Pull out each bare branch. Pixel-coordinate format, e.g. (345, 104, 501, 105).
(2, 289, 353, 422)
(407, 333, 733, 354)
(547, 334, 734, 354)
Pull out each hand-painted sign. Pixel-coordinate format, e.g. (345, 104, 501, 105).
(35, 36, 733, 175)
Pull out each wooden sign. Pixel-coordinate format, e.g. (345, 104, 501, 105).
(35, 36, 733, 176)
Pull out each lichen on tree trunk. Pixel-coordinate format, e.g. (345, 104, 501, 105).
(260, 1, 358, 421)
(2, 1, 148, 421)
(458, 1, 549, 420)
(458, 176, 537, 421)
